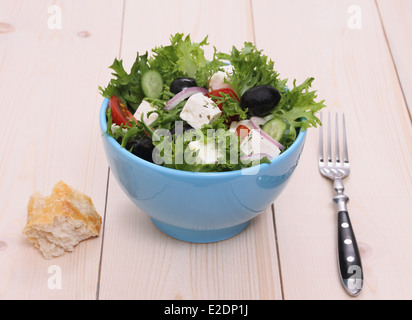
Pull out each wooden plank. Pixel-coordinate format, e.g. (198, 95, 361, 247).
(119, 0, 255, 71)
(97, 0, 282, 299)
(99, 175, 280, 299)
(376, 0, 412, 117)
(253, 0, 412, 299)
(0, 0, 123, 299)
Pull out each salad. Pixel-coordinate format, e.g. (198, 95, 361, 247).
(99, 34, 326, 172)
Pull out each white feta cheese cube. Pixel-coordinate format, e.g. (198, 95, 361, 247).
(208, 65, 234, 91)
(240, 129, 281, 159)
(133, 100, 158, 125)
(188, 140, 225, 165)
(180, 93, 222, 129)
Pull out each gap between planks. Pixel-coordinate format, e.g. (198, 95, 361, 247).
(271, 203, 285, 300)
(96, 166, 111, 300)
(95, 0, 126, 300)
(251, 0, 285, 300)
(374, 0, 412, 123)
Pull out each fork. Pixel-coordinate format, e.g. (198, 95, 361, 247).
(318, 112, 363, 296)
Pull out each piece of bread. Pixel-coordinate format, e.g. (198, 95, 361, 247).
(23, 181, 102, 259)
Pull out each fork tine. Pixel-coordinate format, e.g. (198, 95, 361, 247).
(326, 112, 332, 164)
(342, 113, 349, 163)
(335, 113, 341, 164)
(319, 112, 324, 162)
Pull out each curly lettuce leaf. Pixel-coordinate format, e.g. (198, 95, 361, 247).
(195, 46, 227, 88)
(217, 42, 287, 97)
(101, 35, 327, 172)
(99, 53, 150, 112)
(149, 33, 209, 85)
(216, 42, 325, 132)
(100, 34, 211, 112)
(274, 77, 325, 130)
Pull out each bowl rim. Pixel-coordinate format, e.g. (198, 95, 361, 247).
(99, 98, 306, 178)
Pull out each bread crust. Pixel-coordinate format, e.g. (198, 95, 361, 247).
(23, 181, 102, 259)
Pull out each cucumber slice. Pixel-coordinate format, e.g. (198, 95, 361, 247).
(262, 117, 288, 142)
(141, 70, 163, 99)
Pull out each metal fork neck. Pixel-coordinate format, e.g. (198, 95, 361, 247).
(333, 177, 349, 212)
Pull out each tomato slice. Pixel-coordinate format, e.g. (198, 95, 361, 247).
(207, 88, 239, 110)
(236, 125, 251, 141)
(109, 95, 137, 127)
(207, 88, 240, 124)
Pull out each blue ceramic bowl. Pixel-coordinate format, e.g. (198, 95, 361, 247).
(100, 98, 306, 242)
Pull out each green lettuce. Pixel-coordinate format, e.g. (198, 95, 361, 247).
(218, 42, 325, 133)
(99, 53, 150, 112)
(149, 33, 209, 85)
(217, 42, 287, 97)
(274, 77, 325, 130)
(99, 34, 213, 112)
(100, 35, 326, 172)
(195, 46, 227, 88)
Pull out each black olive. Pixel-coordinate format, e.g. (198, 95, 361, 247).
(170, 78, 198, 94)
(240, 85, 281, 117)
(126, 135, 155, 163)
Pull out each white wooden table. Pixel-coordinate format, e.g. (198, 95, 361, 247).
(0, 0, 411, 300)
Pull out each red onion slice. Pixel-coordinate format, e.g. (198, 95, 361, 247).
(249, 116, 267, 129)
(165, 87, 208, 111)
(256, 128, 285, 151)
(249, 117, 285, 151)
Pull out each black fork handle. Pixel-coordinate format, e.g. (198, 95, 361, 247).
(333, 176, 363, 296)
(337, 210, 363, 296)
